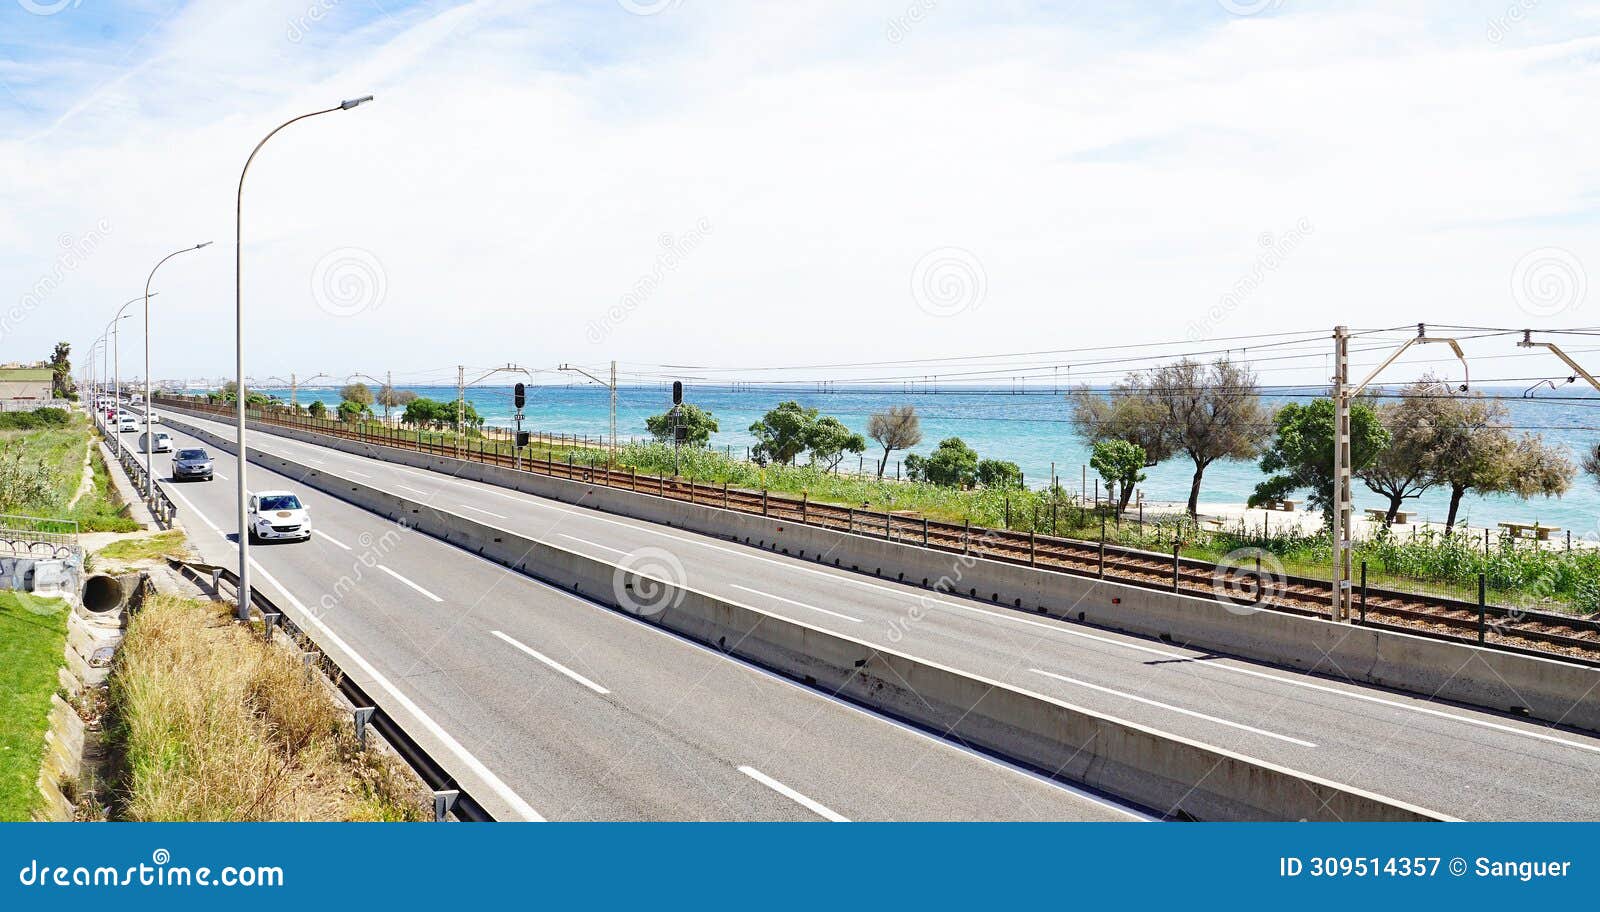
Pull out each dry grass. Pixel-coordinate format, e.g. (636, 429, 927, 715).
(107, 594, 427, 821)
(93, 530, 190, 566)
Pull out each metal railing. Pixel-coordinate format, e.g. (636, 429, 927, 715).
(0, 513, 81, 560)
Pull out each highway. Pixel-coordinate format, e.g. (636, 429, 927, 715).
(151, 409, 1600, 821)
(141, 420, 1147, 822)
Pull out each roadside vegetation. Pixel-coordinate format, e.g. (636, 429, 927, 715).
(0, 592, 68, 821)
(93, 530, 189, 566)
(106, 594, 427, 821)
(0, 408, 137, 532)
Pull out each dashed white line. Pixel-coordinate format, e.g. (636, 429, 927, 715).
(396, 484, 433, 497)
(560, 533, 626, 555)
(490, 630, 611, 695)
(1030, 668, 1318, 748)
(377, 564, 444, 602)
(458, 504, 508, 519)
(738, 766, 848, 822)
(731, 585, 863, 624)
(314, 530, 351, 550)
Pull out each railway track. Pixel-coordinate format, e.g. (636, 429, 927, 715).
(157, 395, 1600, 665)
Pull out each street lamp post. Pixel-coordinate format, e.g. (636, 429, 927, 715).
(234, 96, 374, 621)
(144, 247, 210, 498)
(108, 294, 154, 416)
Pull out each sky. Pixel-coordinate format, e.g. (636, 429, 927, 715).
(2, 0, 1599, 388)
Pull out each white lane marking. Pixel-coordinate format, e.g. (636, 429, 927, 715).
(314, 530, 351, 550)
(377, 564, 445, 602)
(547, 510, 1600, 755)
(161, 485, 222, 532)
(490, 630, 611, 695)
(244, 558, 544, 821)
(215, 472, 228, 481)
(560, 533, 627, 555)
(190, 412, 1600, 755)
(458, 504, 508, 519)
(396, 484, 433, 497)
(731, 585, 863, 624)
(738, 766, 849, 822)
(1030, 668, 1318, 748)
(346, 469, 372, 478)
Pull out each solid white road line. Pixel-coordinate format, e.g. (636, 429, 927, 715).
(738, 766, 849, 822)
(560, 533, 626, 554)
(1030, 668, 1318, 748)
(345, 469, 372, 478)
(396, 483, 433, 497)
(377, 564, 445, 602)
(458, 503, 508, 519)
(490, 630, 611, 695)
(314, 530, 351, 550)
(244, 558, 545, 821)
(731, 585, 864, 624)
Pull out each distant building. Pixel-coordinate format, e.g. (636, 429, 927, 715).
(0, 368, 54, 401)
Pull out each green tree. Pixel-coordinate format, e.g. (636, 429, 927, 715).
(1071, 357, 1268, 517)
(976, 458, 1023, 489)
(1251, 398, 1388, 523)
(49, 342, 73, 400)
(807, 417, 866, 471)
(402, 397, 445, 427)
(914, 437, 980, 488)
(340, 382, 374, 410)
(1358, 379, 1447, 525)
(645, 403, 719, 447)
(1585, 444, 1600, 488)
(336, 399, 368, 423)
(1090, 439, 1147, 514)
(307, 399, 327, 419)
(868, 405, 923, 477)
(1425, 392, 1576, 531)
(749, 401, 818, 465)
(375, 384, 416, 421)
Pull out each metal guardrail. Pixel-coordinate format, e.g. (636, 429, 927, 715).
(167, 558, 490, 822)
(95, 412, 178, 526)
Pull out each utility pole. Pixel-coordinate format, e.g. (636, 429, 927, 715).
(289, 372, 296, 410)
(1330, 326, 1352, 622)
(458, 364, 531, 459)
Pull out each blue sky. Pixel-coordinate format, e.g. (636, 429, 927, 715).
(2, 1, 1598, 385)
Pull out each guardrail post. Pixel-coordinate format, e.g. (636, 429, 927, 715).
(352, 707, 376, 749)
(433, 790, 460, 822)
(1477, 573, 1487, 643)
(262, 612, 281, 642)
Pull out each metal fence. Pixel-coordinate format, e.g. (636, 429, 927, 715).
(0, 512, 80, 560)
(95, 412, 178, 527)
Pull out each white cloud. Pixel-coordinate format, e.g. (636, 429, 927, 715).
(3, 0, 1599, 384)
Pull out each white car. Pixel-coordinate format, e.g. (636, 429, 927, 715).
(247, 491, 312, 543)
(117, 414, 138, 432)
(138, 431, 173, 453)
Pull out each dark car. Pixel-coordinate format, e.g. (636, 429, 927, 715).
(171, 448, 213, 482)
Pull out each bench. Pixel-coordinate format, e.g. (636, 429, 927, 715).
(1499, 522, 1559, 542)
(1365, 508, 1413, 525)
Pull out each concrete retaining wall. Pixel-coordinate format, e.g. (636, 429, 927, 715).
(160, 405, 1600, 735)
(169, 413, 1446, 821)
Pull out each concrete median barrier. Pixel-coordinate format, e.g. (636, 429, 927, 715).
(164, 412, 1449, 821)
(156, 403, 1600, 736)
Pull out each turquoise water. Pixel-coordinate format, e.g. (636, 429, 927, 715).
(240, 383, 1600, 536)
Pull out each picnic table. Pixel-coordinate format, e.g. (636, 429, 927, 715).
(1499, 521, 1560, 541)
(1365, 508, 1413, 525)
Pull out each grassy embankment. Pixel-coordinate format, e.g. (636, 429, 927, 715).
(0, 409, 138, 532)
(0, 592, 68, 821)
(106, 594, 427, 821)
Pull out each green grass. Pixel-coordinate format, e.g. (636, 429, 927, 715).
(0, 414, 137, 532)
(0, 591, 68, 821)
(94, 530, 188, 565)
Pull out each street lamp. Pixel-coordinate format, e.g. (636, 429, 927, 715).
(144, 245, 212, 498)
(234, 95, 374, 621)
(107, 294, 154, 414)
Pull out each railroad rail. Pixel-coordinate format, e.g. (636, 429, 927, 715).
(154, 394, 1600, 665)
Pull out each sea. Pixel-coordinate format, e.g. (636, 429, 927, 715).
(228, 383, 1600, 538)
